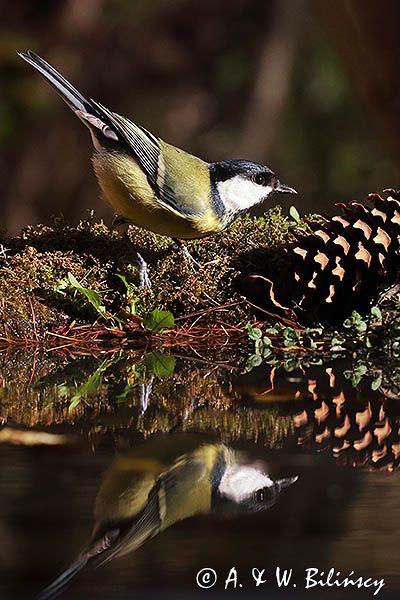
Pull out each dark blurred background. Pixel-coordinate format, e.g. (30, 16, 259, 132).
(1, 0, 400, 234)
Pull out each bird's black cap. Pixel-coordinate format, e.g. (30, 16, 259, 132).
(210, 159, 274, 183)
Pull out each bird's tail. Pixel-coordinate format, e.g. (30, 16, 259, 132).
(37, 554, 88, 600)
(18, 50, 120, 145)
(18, 50, 94, 114)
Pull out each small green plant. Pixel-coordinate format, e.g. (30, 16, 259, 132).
(115, 273, 140, 314)
(245, 323, 276, 370)
(143, 309, 175, 332)
(303, 327, 323, 349)
(343, 310, 368, 333)
(143, 350, 176, 377)
(55, 272, 115, 322)
(282, 327, 300, 347)
(331, 305, 386, 351)
(68, 357, 111, 412)
(344, 363, 368, 387)
(289, 205, 301, 224)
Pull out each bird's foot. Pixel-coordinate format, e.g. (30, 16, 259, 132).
(139, 377, 153, 416)
(174, 240, 218, 272)
(116, 228, 152, 293)
(180, 244, 202, 272)
(136, 252, 153, 293)
(112, 214, 130, 230)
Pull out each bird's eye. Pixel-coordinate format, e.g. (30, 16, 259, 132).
(254, 173, 269, 186)
(255, 489, 266, 503)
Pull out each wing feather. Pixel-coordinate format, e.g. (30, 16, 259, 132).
(91, 101, 159, 183)
(90, 100, 194, 214)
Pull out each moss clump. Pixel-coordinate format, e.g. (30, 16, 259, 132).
(126, 206, 295, 319)
(0, 207, 295, 340)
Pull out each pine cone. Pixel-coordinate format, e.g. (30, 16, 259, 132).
(241, 190, 400, 323)
(287, 366, 400, 471)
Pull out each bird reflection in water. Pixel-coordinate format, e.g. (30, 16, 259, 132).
(39, 433, 297, 599)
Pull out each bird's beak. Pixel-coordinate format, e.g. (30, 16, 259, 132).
(275, 182, 297, 194)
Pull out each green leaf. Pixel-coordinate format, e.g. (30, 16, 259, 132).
(283, 355, 300, 371)
(115, 273, 132, 291)
(68, 358, 110, 413)
(265, 324, 283, 335)
(289, 205, 301, 224)
(54, 277, 69, 294)
(245, 324, 262, 341)
(350, 364, 368, 387)
(246, 354, 263, 370)
(371, 306, 382, 320)
(282, 327, 300, 345)
(143, 309, 175, 332)
(255, 339, 263, 354)
(371, 374, 382, 391)
(66, 272, 108, 317)
(331, 335, 345, 347)
(143, 351, 176, 377)
(355, 320, 367, 333)
(68, 370, 102, 413)
(357, 364, 368, 376)
(308, 357, 323, 366)
(304, 327, 323, 339)
(115, 383, 135, 402)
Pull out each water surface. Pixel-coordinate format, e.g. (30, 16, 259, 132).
(1, 351, 399, 599)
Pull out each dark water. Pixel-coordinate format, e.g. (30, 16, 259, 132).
(1, 351, 400, 600)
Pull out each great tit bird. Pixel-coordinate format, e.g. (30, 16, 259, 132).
(18, 51, 296, 242)
(38, 433, 297, 599)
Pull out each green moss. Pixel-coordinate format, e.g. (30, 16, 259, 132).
(125, 206, 295, 318)
(0, 207, 295, 339)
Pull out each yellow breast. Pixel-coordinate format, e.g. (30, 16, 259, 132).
(92, 150, 223, 239)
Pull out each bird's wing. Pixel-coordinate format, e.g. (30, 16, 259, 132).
(96, 476, 164, 566)
(97, 455, 208, 565)
(91, 101, 197, 216)
(38, 555, 88, 600)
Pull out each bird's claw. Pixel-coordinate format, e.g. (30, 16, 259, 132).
(136, 252, 153, 293)
(181, 245, 202, 272)
(112, 214, 130, 229)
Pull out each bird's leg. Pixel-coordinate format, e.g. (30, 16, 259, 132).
(173, 239, 219, 271)
(112, 215, 153, 293)
(173, 239, 201, 271)
(138, 377, 153, 417)
(112, 214, 130, 229)
(136, 252, 153, 292)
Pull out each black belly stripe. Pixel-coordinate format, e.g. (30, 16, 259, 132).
(210, 448, 227, 505)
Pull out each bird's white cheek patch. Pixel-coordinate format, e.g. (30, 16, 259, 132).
(217, 176, 273, 211)
(219, 465, 274, 503)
